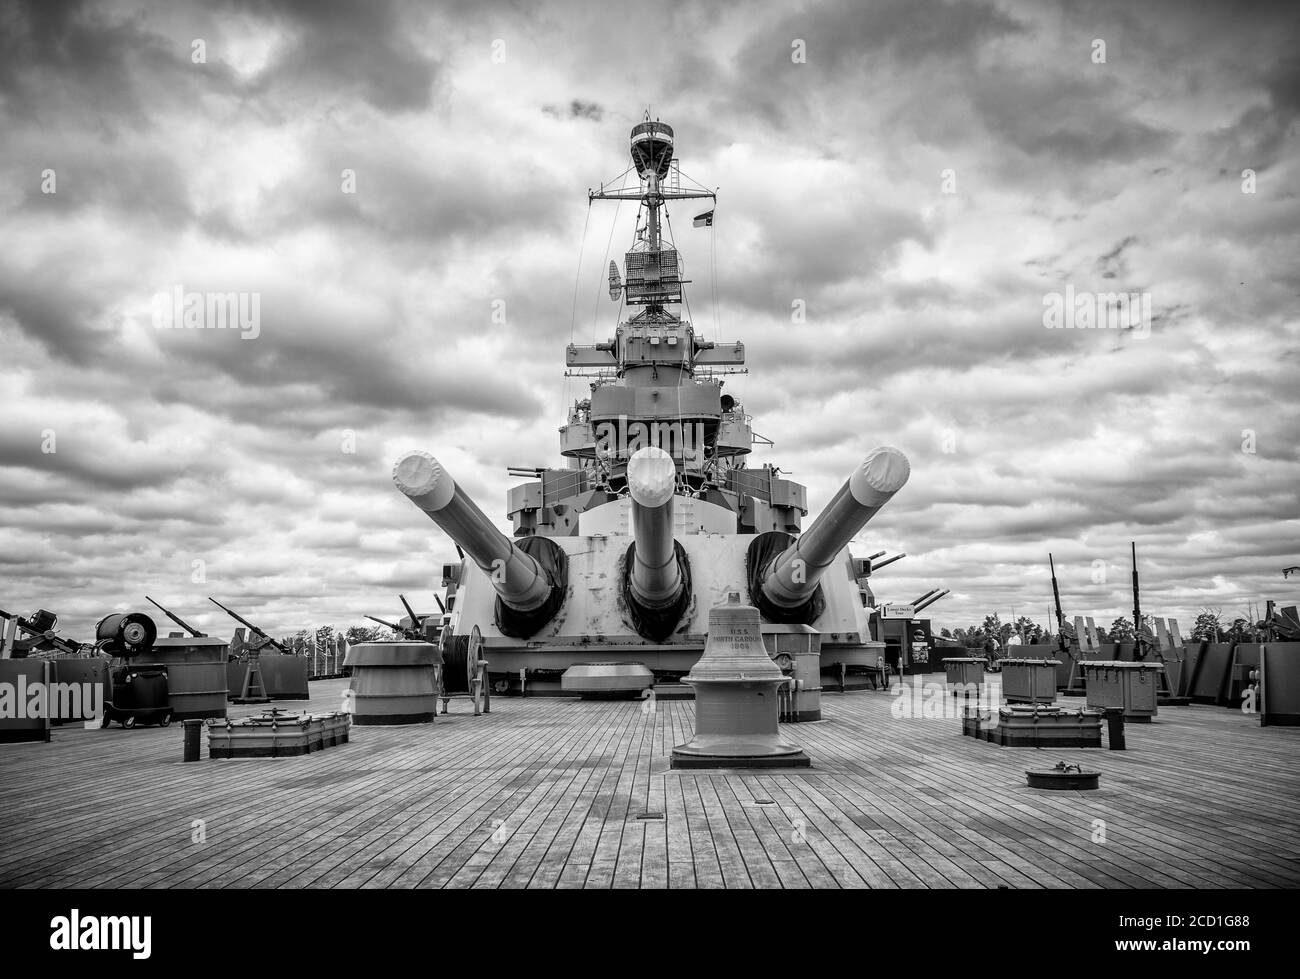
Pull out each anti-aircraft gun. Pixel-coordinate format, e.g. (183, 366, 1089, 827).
(146, 596, 205, 638)
(1258, 601, 1300, 641)
(0, 607, 156, 660)
(913, 589, 949, 614)
(367, 594, 441, 643)
(0, 608, 96, 658)
(1130, 541, 1159, 660)
(1048, 553, 1076, 657)
(207, 598, 288, 654)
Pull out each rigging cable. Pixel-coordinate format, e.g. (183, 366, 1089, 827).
(564, 199, 593, 420)
(710, 194, 720, 341)
(662, 203, 691, 487)
(592, 169, 631, 347)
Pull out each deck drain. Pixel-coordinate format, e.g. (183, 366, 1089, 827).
(635, 811, 665, 820)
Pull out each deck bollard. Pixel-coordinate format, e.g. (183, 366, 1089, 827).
(1105, 709, 1126, 751)
(183, 718, 204, 762)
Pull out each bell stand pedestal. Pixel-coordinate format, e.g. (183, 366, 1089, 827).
(670, 594, 811, 770)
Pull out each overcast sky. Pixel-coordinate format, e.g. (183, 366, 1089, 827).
(2, 0, 1297, 642)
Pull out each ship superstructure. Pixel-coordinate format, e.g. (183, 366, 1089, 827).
(512, 118, 805, 542)
(394, 117, 910, 692)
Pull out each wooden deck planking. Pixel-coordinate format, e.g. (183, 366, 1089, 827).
(499, 702, 632, 889)
(813, 698, 1223, 888)
(2, 677, 1299, 889)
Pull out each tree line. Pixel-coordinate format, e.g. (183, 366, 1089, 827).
(274, 624, 400, 650)
(937, 607, 1266, 648)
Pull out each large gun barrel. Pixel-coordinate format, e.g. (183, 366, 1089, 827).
(622, 446, 691, 641)
(871, 553, 906, 572)
(914, 589, 949, 613)
(627, 446, 682, 608)
(910, 588, 942, 607)
(394, 451, 560, 618)
(761, 446, 910, 614)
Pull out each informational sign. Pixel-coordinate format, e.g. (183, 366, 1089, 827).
(879, 604, 916, 619)
(909, 621, 932, 666)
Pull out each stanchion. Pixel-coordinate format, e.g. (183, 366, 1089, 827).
(182, 718, 204, 761)
(1105, 709, 1126, 750)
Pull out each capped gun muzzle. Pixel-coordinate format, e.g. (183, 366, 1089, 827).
(623, 446, 692, 640)
(627, 446, 682, 607)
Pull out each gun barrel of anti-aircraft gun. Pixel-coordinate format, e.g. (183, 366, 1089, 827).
(146, 596, 204, 637)
(394, 451, 552, 613)
(206, 598, 288, 653)
(910, 588, 942, 607)
(761, 446, 911, 611)
(864, 550, 887, 561)
(871, 553, 906, 572)
(1049, 552, 1066, 625)
(1131, 541, 1142, 627)
(913, 589, 949, 613)
(627, 447, 684, 608)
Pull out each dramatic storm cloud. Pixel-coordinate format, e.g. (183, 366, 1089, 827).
(1, 0, 1297, 641)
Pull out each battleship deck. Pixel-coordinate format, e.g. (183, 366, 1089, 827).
(1, 678, 1297, 889)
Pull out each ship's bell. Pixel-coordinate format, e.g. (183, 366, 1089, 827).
(670, 593, 810, 769)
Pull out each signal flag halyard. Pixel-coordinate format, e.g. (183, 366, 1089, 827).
(693, 209, 713, 227)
